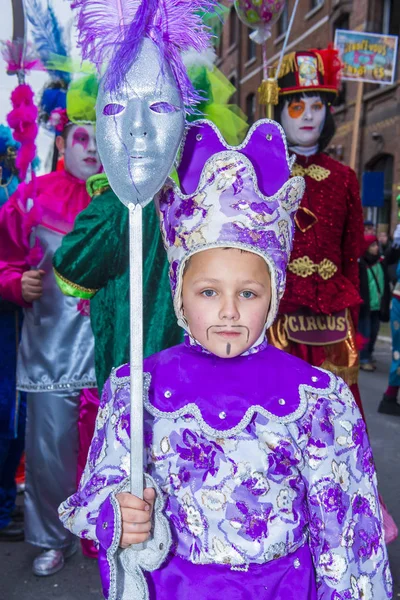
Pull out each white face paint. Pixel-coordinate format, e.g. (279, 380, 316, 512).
(64, 124, 101, 181)
(281, 95, 327, 148)
(96, 38, 185, 207)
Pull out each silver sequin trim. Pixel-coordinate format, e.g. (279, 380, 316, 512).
(17, 379, 97, 392)
(113, 368, 337, 438)
(106, 481, 125, 600)
(230, 564, 249, 572)
(143, 373, 337, 437)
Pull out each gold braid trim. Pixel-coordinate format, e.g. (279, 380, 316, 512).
(53, 268, 99, 295)
(291, 163, 331, 182)
(274, 52, 297, 78)
(274, 52, 325, 79)
(92, 185, 111, 197)
(316, 53, 325, 75)
(320, 361, 359, 387)
(288, 256, 338, 280)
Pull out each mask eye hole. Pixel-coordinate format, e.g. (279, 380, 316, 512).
(103, 103, 125, 116)
(150, 102, 180, 114)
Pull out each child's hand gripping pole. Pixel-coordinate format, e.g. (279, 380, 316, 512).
(129, 203, 146, 551)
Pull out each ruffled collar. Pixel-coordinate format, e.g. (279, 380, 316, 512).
(184, 333, 269, 357)
(18, 169, 91, 237)
(289, 144, 319, 157)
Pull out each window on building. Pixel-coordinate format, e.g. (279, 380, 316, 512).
(366, 154, 394, 228)
(229, 7, 238, 47)
(381, 0, 400, 35)
(278, 4, 289, 37)
(247, 34, 256, 61)
(217, 29, 223, 59)
(246, 93, 256, 126)
(229, 75, 238, 104)
(310, 0, 323, 9)
(333, 13, 350, 105)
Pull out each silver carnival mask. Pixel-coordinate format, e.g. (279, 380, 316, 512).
(96, 38, 185, 207)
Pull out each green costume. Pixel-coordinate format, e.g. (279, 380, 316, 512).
(53, 174, 182, 393)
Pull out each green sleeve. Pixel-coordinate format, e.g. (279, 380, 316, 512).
(53, 181, 128, 298)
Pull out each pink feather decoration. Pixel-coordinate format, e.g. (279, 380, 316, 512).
(6, 84, 39, 181)
(71, 0, 218, 108)
(1, 40, 44, 74)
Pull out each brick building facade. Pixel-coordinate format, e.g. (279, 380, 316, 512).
(216, 0, 400, 232)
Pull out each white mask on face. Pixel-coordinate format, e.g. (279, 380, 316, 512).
(281, 95, 327, 148)
(64, 124, 101, 181)
(96, 38, 185, 208)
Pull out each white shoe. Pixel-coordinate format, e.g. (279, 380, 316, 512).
(32, 543, 78, 577)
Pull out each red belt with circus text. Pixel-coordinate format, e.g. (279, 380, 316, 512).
(283, 309, 349, 346)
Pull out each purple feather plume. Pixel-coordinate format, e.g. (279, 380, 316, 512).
(71, 0, 218, 109)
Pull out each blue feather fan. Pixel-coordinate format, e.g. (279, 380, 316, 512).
(25, 0, 71, 83)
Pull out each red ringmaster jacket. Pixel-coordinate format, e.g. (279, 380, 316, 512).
(279, 152, 364, 325)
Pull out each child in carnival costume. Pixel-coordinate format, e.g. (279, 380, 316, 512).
(59, 118, 392, 598)
(268, 48, 365, 414)
(0, 75, 101, 575)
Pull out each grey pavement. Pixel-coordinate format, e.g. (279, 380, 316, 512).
(1, 339, 400, 598)
(360, 339, 400, 595)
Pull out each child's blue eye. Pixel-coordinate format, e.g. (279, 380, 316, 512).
(240, 291, 255, 299)
(202, 290, 216, 297)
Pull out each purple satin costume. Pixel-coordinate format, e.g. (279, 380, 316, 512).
(146, 545, 317, 600)
(59, 340, 392, 599)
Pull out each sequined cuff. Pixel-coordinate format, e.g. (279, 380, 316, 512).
(98, 474, 172, 600)
(53, 268, 98, 299)
(96, 495, 122, 600)
(96, 479, 125, 600)
(86, 173, 110, 198)
(96, 495, 120, 552)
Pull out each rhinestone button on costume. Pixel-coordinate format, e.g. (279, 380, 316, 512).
(219, 411, 227, 420)
(196, 134, 203, 141)
(278, 398, 286, 406)
(164, 390, 172, 398)
(293, 558, 300, 569)
(311, 376, 318, 382)
(102, 522, 108, 529)
(266, 134, 272, 141)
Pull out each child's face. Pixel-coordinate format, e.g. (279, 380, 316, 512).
(368, 241, 379, 255)
(182, 248, 271, 358)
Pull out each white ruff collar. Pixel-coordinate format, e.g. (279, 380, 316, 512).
(289, 144, 318, 157)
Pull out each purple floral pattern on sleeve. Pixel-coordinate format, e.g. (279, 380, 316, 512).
(293, 378, 392, 598)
